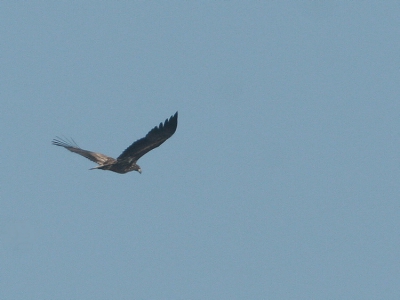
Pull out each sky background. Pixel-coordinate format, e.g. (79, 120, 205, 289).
(1, 1, 400, 299)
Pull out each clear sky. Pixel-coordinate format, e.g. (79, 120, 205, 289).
(1, 2, 399, 299)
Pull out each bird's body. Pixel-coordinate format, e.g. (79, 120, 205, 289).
(52, 112, 178, 174)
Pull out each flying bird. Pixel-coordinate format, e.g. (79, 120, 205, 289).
(52, 112, 178, 174)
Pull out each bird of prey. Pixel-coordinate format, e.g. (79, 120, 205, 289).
(52, 112, 178, 174)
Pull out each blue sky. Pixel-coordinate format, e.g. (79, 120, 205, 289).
(1, 2, 400, 299)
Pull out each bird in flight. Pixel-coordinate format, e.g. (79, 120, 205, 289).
(52, 112, 178, 174)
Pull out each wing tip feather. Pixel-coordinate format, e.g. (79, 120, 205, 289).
(52, 136, 79, 148)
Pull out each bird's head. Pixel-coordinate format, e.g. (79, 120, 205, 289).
(135, 164, 142, 174)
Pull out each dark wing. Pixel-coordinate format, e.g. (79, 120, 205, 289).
(117, 112, 178, 162)
(52, 137, 116, 165)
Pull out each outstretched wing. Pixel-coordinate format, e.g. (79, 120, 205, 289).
(52, 137, 116, 165)
(117, 112, 178, 162)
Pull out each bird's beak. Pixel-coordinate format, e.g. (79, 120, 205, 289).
(138, 169, 142, 174)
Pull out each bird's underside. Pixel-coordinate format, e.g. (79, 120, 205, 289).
(52, 112, 178, 174)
